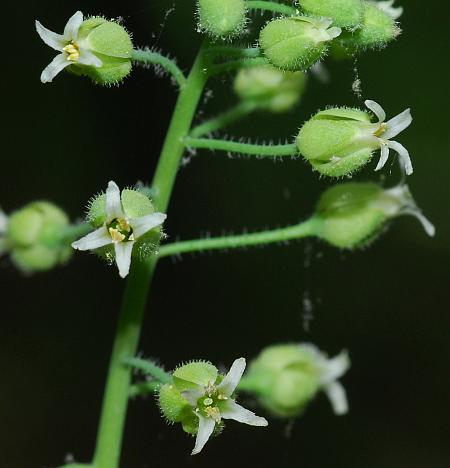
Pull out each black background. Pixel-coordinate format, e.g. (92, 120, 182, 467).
(1, 1, 449, 467)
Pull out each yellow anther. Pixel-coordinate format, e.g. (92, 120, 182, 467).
(205, 406, 221, 423)
(63, 43, 80, 62)
(109, 227, 126, 243)
(217, 394, 228, 400)
(118, 218, 132, 232)
(374, 122, 387, 138)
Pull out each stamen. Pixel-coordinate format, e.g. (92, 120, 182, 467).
(109, 228, 126, 243)
(374, 123, 387, 138)
(63, 42, 80, 62)
(205, 406, 221, 423)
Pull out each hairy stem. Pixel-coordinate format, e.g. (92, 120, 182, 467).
(184, 137, 298, 157)
(123, 357, 172, 384)
(208, 57, 269, 76)
(245, 0, 297, 15)
(129, 381, 161, 398)
(91, 43, 210, 468)
(190, 101, 259, 138)
(159, 219, 318, 258)
(132, 49, 187, 88)
(206, 46, 261, 59)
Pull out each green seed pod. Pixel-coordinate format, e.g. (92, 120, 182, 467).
(299, 0, 365, 29)
(259, 16, 342, 71)
(197, 0, 247, 38)
(244, 344, 350, 417)
(339, 1, 401, 52)
(312, 182, 435, 248)
(7, 201, 72, 273)
(234, 65, 306, 113)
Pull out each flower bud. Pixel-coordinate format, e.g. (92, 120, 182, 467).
(234, 65, 306, 113)
(299, 0, 365, 29)
(243, 344, 350, 417)
(259, 17, 341, 71)
(7, 201, 72, 272)
(297, 100, 413, 177)
(197, 0, 247, 38)
(339, 1, 401, 52)
(36, 12, 133, 85)
(312, 182, 435, 248)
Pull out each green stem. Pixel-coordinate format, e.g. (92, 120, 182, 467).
(184, 137, 298, 157)
(123, 357, 172, 384)
(61, 223, 92, 243)
(131, 49, 187, 88)
(208, 57, 269, 76)
(159, 219, 318, 258)
(190, 101, 259, 138)
(245, 0, 297, 15)
(206, 46, 261, 59)
(92, 43, 210, 468)
(129, 381, 160, 398)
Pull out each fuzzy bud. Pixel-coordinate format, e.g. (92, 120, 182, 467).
(7, 201, 71, 272)
(234, 65, 306, 113)
(299, 0, 365, 29)
(243, 343, 350, 417)
(312, 182, 435, 248)
(338, 1, 401, 53)
(197, 0, 247, 38)
(259, 17, 341, 71)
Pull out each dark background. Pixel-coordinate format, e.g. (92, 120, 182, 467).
(1, 1, 449, 467)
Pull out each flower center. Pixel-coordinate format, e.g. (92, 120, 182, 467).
(373, 122, 388, 138)
(197, 387, 228, 422)
(107, 218, 134, 243)
(63, 42, 80, 62)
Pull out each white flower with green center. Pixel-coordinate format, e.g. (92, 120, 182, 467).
(365, 99, 413, 175)
(72, 181, 166, 278)
(375, 0, 404, 20)
(175, 358, 268, 455)
(36, 11, 102, 83)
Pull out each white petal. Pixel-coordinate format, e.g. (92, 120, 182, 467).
(106, 181, 125, 220)
(326, 27, 342, 40)
(220, 400, 268, 427)
(131, 213, 167, 239)
(377, 0, 403, 20)
(72, 227, 111, 251)
(365, 100, 386, 123)
(63, 11, 84, 40)
(217, 358, 246, 397)
(321, 351, 350, 384)
(114, 242, 134, 278)
(40, 54, 71, 83)
(401, 209, 436, 237)
(387, 140, 413, 175)
(181, 390, 204, 407)
(384, 108, 412, 139)
(324, 381, 348, 415)
(317, 18, 333, 29)
(78, 48, 103, 67)
(375, 143, 390, 171)
(35, 20, 65, 51)
(192, 414, 215, 455)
